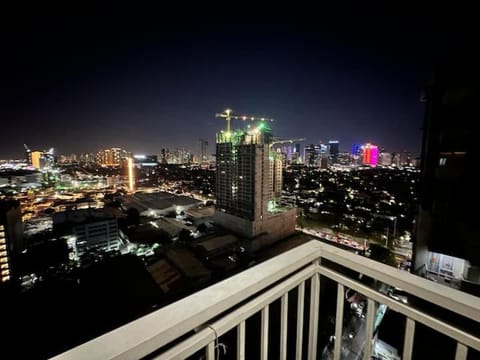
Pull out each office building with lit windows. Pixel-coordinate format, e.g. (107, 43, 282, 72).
(0, 222, 11, 283)
(0, 200, 23, 283)
(214, 120, 296, 251)
(25, 145, 55, 170)
(53, 208, 122, 258)
(328, 140, 340, 163)
(96, 148, 130, 167)
(362, 143, 379, 166)
(133, 154, 158, 167)
(304, 144, 321, 167)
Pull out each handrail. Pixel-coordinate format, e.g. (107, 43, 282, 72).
(317, 243, 480, 322)
(52, 240, 480, 360)
(52, 240, 323, 360)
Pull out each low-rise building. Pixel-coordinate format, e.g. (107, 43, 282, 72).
(53, 208, 122, 257)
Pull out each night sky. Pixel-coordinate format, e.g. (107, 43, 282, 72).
(3, 4, 476, 159)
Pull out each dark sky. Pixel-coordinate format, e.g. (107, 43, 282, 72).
(3, 3, 477, 159)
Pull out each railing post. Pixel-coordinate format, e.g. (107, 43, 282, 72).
(280, 293, 288, 360)
(333, 284, 345, 360)
(455, 342, 468, 360)
(261, 305, 269, 360)
(206, 342, 215, 360)
(296, 282, 305, 360)
(363, 298, 376, 360)
(237, 321, 245, 360)
(308, 259, 320, 360)
(403, 317, 415, 360)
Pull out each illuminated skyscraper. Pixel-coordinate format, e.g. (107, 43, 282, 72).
(214, 116, 296, 251)
(291, 143, 301, 163)
(133, 155, 158, 167)
(24, 145, 55, 169)
(30, 151, 42, 169)
(200, 139, 209, 163)
(362, 143, 379, 166)
(96, 148, 130, 167)
(304, 144, 321, 167)
(328, 140, 339, 163)
(0, 200, 23, 283)
(79, 152, 95, 165)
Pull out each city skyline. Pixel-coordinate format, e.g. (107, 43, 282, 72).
(5, 5, 476, 159)
(3, 4, 479, 355)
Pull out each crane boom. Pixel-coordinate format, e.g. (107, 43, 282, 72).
(216, 109, 274, 133)
(271, 138, 306, 145)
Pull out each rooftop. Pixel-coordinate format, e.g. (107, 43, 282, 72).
(52, 208, 115, 225)
(119, 191, 201, 213)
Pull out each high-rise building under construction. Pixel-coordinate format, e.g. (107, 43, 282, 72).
(214, 111, 296, 251)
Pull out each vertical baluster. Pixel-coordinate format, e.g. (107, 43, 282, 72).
(363, 298, 375, 360)
(206, 341, 215, 360)
(402, 318, 415, 360)
(333, 284, 345, 360)
(308, 260, 320, 360)
(237, 321, 245, 360)
(296, 282, 305, 360)
(455, 342, 468, 360)
(280, 293, 289, 360)
(261, 305, 269, 360)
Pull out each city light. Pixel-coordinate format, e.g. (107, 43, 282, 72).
(363, 143, 379, 166)
(128, 157, 135, 192)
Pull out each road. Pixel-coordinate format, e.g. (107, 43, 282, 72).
(298, 226, 366, 251)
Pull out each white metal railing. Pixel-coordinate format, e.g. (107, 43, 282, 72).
(53, 240, 480, 360)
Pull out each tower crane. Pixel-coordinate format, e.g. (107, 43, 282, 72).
(271, 137, 306, 145)
(216, 108, 274, 133)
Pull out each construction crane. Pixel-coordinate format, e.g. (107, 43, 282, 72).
(216, 109, 274, 133)
(271, 137, 306, 145)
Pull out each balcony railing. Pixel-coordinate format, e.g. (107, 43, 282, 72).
(53, 240, 480, 360)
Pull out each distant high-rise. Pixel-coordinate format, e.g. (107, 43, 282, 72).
(30, 151, 42, 169)
(351, 144, 362, 157)
(24, 145, 55, 169)
(214, 111, 296, 251)
(304, 144, 321, 167)
(161, 149, 168, 165)
(291, 143, 301, 164)
(162, 148, 192, 164)
(362, 144, 379, 166)
(379, 152, 392, 166)
(79, 152, 95, 165)
(133, 155, 158, 167)
(399, 150, 412, 166)
(415, 52, 480, 291)
(96, 148, 130, 167)
(200, 139, 209, 163)
(328, 140, 340, 164)
(0, 200, 23, 283)
(59, 154, 78, 164)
